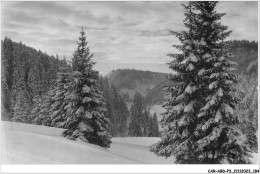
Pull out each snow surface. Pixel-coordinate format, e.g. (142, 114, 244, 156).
(1, 121, 258, 164)
(1, 121, 173, 164)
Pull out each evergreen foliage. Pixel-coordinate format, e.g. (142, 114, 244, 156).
(150, 2, 252, 164)
(145, 42, 257, 106)
(146, 80, 172, 105)
(1, 38, 14, 120)
(14, 28, 112, 148)
(99, 77, 129, 137)
(31, 90, 53, 126)
(148, 112, 160, 137)
(128, 92, 146, 136)
(128, 92, 158, 137)
(109, 84, 129, 136)
(100, 77, 115, 135)
(60, 27, 112, 148)
(1, 38, 66, 121)
(226, 40, 258, 76)
(11, 48, 33, 123)
(143, 109, 150, 136)
(235, 75, 258, 152)
(12, 90, 32, 123)
(32, 64, 72, 127)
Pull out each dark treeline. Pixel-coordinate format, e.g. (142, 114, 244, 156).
(1, 37, 67, 121)
(99, 77, 129, 137)
(1, 37, 160, 140)
(99, 78, 160, 137)
(128, 92, 159, 137)
(227, 40, 258, 49)
(227, 40, 258, 76)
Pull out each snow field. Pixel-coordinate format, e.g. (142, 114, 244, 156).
(1, 121, 173, 164)
(1, 121, 258, 164)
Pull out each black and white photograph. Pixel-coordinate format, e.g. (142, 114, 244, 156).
(0, 0, 259, 172)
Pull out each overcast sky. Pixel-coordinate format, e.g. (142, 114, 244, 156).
(2, 1, 258, 75)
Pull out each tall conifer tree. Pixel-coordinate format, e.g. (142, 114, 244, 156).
(62, 27, 111, 148)
(151, 2, 251, 164)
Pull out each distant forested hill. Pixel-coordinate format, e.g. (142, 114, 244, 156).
(108, 40, 258, 105)
(1, 37, 67, 121)
(107, 69, 166, 101)
(227, 40, 258, 76)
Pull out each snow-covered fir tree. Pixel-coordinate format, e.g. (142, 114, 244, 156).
(32, 64, 71, 127)
(48, 64, 72, 127)
(151, 1, 252, 164)
(61, 27, 111, 148)
(31, 90, 53, 126)
(1, 37, 68, 122)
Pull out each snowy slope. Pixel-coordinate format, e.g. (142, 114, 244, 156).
(1, 121, 173, 164)
(1, 122, 136, 164)
(1, 121, 258, 164)
(110, 137, 174, 164)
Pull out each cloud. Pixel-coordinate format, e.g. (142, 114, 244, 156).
(138, 30, 172, 37)
(217, 1, 258, 41)
(4, 1, 74, 17)
(2, 22, 28, 30)
(2, 1, 258, 75)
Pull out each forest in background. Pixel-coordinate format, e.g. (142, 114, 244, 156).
(1, 38, 258, 135)
(1, 38, 257, 141)
(1, 37, 160, 138)
(1, 1, 258, 164)
(1, 38, 67, 121)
